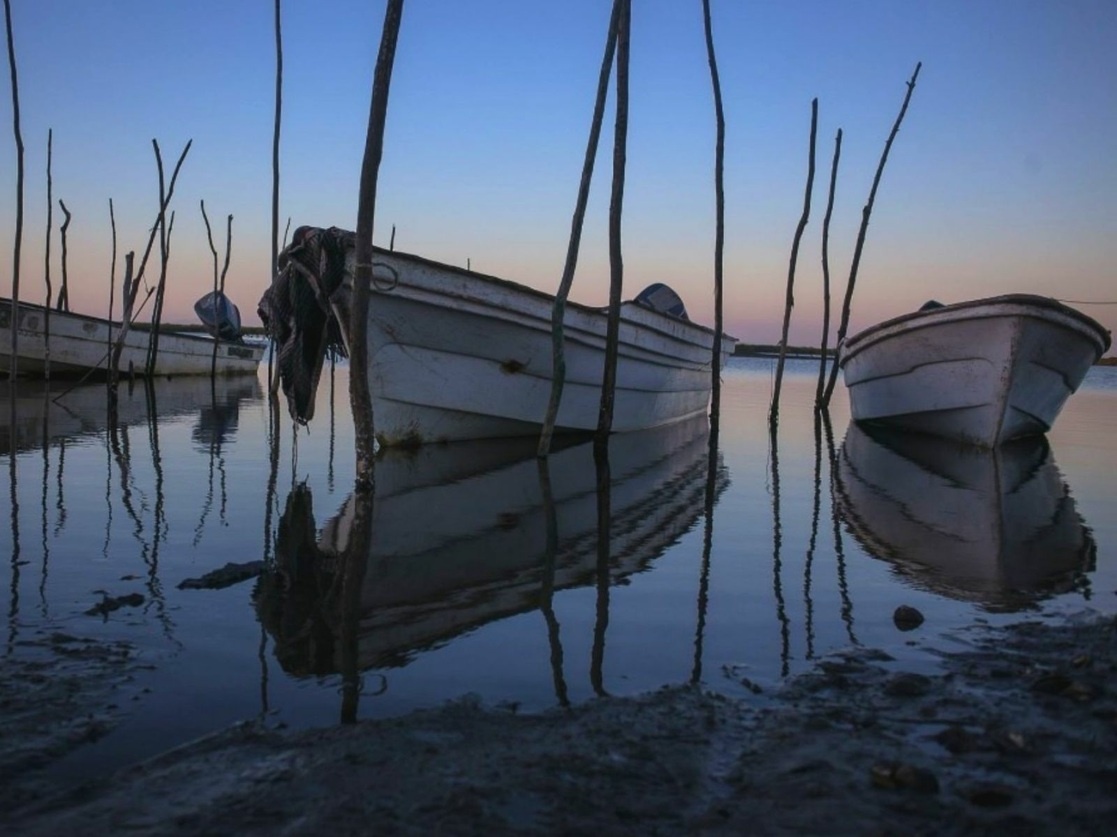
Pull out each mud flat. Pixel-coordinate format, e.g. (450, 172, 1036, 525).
(3, 611, 1115, 835)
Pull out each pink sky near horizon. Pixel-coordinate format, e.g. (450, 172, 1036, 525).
(1, 1, 1114, 352)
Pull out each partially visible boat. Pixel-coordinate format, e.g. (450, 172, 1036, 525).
(834, 422, 1094, 610)
(840, 295, 1111, 447)
(260, 226, 736, 446)
(1, 295, 265, 380)
(255, 415, 726, 676)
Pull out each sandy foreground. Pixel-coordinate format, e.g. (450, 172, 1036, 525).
(2, 612, 1114, 836)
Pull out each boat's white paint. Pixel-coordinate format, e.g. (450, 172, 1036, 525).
(840, 295, 1111, 447)
(1, 297, 265, 379)
(345, 247, 734, 446)
(260, 416, 724, 673)
(835, 423, 1091, 609)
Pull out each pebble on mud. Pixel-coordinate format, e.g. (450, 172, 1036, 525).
(893, 605, 925, 631)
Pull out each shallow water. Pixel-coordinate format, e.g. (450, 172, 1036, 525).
(3, 357, 1115, 781)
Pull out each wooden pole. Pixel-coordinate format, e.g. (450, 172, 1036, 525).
(769, 98, 817, 427)
(815, 128, 842, 409)
(537, 0, 622, 458)
(43, 129, 52, 380)
(351, 0, 405, 490)
(700, 0, 726, 423)
(269, 0, 283, 398)
(594, 0, 630, 446)
(56, 199, 71, 313)
(146, 141, 169, 375)
(821, 62, 922, 409)
(107, 198, 116, 359)
(4, 0, 24, 381)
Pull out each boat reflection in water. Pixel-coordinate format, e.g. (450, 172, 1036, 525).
(256, 415, 726, 679)
(835, 423, 1095, 610)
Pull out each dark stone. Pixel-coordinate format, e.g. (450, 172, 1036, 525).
(893, 605, 925, 631)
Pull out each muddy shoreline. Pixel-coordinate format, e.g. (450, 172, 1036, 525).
(3, 611, 1114, 835)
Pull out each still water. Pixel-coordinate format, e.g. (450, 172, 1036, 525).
(4, 357, 1116, 782)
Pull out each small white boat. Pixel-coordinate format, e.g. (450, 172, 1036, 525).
(840, 295, 1111, 447)
(1, 295, 265, 380)
(261, 226, 735, 446)
(257, 415, 725, 675)
(835, 423, 1093, 610)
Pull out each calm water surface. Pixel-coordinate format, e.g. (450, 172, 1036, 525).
(4, 357, 1116, 784)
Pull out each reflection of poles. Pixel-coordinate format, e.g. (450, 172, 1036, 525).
(803, 414, 825, 660)
(39, 403, 49, 615)
(53, 438, 66, 536)
(690, 413, 719, 685)
(590, 442, 611, 696)
(338, 489, 374, 724)
(8, 401, 20, 653)
(821, 412, 857, 644)
(327, 355, 336, 492)
(538, 0, 622, 457)
(769, 426, 791, 676)
(143, 382, 175, 642)
(263, 396, 282, 566)
(536, 458, 569, 707)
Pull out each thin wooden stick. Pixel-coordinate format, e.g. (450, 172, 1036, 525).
(43, 129, 52, 380)
(821, 62, 922, 409)
(4, 0, 24, 381)
(201, 200, 219, 376)
(815, 128, 843, 409)
(351, 0, 405, 490)
(769, 98, 818, 427)
(594, 0, 630, 446)
(701, 0, 727, 421)
(269, 0, 283, 397)
(537, 0, 622, 457)
(57, 199, 71, 313)
(107, 198, 116, 356)
(146, 140, 169, 375)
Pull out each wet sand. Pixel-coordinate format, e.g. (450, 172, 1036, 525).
(3, 611, 1114, 835)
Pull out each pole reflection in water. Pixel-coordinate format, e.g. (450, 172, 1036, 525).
(690, 411, 723, 685)
(834, 423, 1096, 610)
(8, 382, 21, 654)
(768, 425, 791, 676)
(822, 410, 858, 644)
(39, 393, 50, 616)
(255, 415, 722, 715)
(536, 456, 570, 707)
(590, 439, 611, 697)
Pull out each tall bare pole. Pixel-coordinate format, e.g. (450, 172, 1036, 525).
(351, 0, 405, 489)
(700, 0, 726, 421)
(821, 62, 922, 409)
(43, 129, 52, 379)
(815, 128, 842, 409)
(56, 199, 71, 313)
(769, 98, 817, 427)
(594, 0, 630, 445)
(537, 0, 622, 458)
(269, 0, 283, 397)
(4, 0, 24, 381)
(107, 198, 117, 357)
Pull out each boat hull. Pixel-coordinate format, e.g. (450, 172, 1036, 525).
(359, 249, 735, 446)
(840, 295, 1111, 447)
(1, 298, 265, 379)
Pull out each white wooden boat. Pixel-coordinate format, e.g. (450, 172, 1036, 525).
(839, 295, 1111, 447)
(262, 226, 736, 446)
(834, 423, 1093, 610)
(256, 415, 726, 675)
(1, 296, 265, 380)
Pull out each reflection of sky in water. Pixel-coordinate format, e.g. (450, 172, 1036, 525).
(3, 359, 1115, 785)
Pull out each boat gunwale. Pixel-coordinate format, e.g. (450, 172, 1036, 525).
(839, 294, 1112, 367)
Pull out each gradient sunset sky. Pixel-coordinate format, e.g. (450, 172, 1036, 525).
(1, 0, 1114, 349)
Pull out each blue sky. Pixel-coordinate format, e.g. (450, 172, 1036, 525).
(1, 0, 1114, 348)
